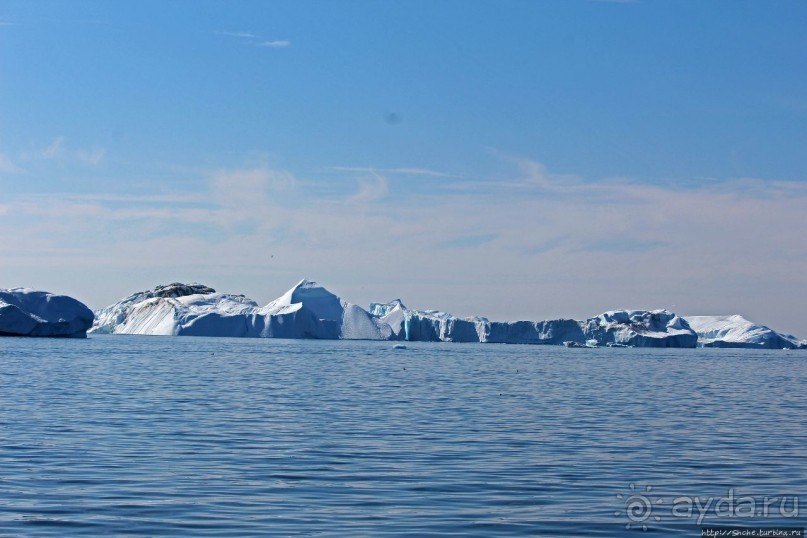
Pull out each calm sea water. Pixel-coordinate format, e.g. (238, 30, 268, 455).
(0, 336, 805, 536)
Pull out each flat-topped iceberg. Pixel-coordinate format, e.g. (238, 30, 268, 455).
(482, 319, 586, 345)
(0, 288, 94, 338)
(685, 315, 806, 349)
(370, 302, 697, 348)
(402, 310, 487, 343)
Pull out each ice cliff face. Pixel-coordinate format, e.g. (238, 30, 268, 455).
(482, 319, 587, 345)
(0, 288, 94, 338)
(402, 310, 488, 343)
(374, 304, 697, 348)
(685, 315, 807, 349)
(91, 280, 390, 340)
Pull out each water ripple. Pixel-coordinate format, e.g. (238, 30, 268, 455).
(0, 336, 805, 535)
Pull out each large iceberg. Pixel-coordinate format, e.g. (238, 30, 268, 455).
(0, 288, 94, 338)
(91, 283, 257, 336)
(685, 315, 807, 349)
(255, 279, 391, 340)
(369, 301, 696, 348)
(92, 280, 391, 340)
(92, 278, 802, 349)
(371, 300, 489, 343)
(402, 310, 487, 343)
(370, 300, 408, 340)
(482, 319, 586, 345)
(582, 310, 697, 348)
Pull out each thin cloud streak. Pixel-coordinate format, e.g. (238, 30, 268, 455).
(77, 147, 106, 166)
(19, 137, 106, 166)
(21, 192, 208, 205)
(0, 153, 24, 174)
(41, 136, 65, 159)
(216, 30, 259, 39)
(331, 166, 455, 178)
(257, 40, 290, 48)
(347, 172, 389, 204)
(217, 30, 291, 48)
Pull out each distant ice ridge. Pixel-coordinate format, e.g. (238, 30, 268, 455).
(0, 288, 94, 338)
(377, 303, 697, 348)
(91, 280, 390, 340)
(684, 315, 807, 349)
(92, 279, 805, 348)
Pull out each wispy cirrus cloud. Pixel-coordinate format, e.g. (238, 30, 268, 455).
(0, 153, 24, 174)
(330, 166, 456, 178)
(18, 136, 106, 166)
(257, 40, 290, 48)
(216, 30, 259, 39)
(217, 30, 291, 48)
(31, 192, 205, 204)
(347, 172, 389, 204)
(77, 147, 106, 166)
(41, 136, 65, 159)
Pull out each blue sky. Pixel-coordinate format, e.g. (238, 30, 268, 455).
(1, 0, 806, 336)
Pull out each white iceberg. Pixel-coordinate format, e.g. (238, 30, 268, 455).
(369, 301, 695, 348)
(0, 288, 94, 338)
(685, 315, 806, 349)
(371, 300, 408, 340)
(256, 279, 392, 340)
(581, 310, 697, 348)
(91, 283, 257, 336)
(92, 279, 391, 340)
(402, 309, 487, 343)
(371, 300, 488, 343)
(481, 318, 586, 345)
(92, 279, 803, 349)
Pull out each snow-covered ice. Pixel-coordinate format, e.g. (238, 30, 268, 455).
(372, 300, 408, 340)
(92, 279, 391, 340)
(256, 279, 392, 340)
(685, 315, 806, 349)
(89, 278, 804, 349)
(0, 288, 94, 338)
(91, 283, 257, 336)
(582, 310, 698, 348)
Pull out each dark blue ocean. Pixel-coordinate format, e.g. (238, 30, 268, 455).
(1, 336, 805, 536)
